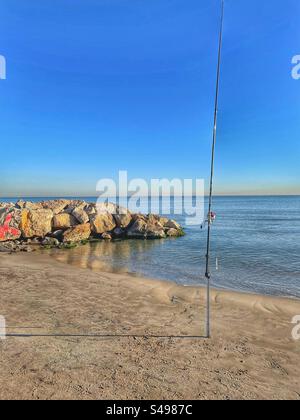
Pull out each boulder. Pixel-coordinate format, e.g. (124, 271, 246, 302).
(16, 201, 43, 211)
(147, 229, 166, 239)
(126, 218, 147, 238)
(15, 200, 26, 209)
(63, 223, 91, 243)
(165, 219, 181, 230)
(114, 206, 132, 228)
(84, 203, 96, 216)
(131, 213, 147, 223)
(41, 199, 69, 214)
(157, 216, 169, 227)
(0, 208, 22, 242)
(90, 213, 116, 235)
(166, 228, 180, 237)
(146, 214, 169, 226)
(72, 206, 89, 224)
(127, 215, 178, 239)
(145, 221, 166, 239)
(64, 200, 87, 214)
(95, 202, 117, 215)
(52, 213, 78, 230)
(147, 214, 159, 224)
(21, 209, 53, 238)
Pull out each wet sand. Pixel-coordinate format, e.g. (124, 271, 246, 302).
(0, 252, 300, 400)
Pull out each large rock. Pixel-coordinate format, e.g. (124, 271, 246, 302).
(52, 213, 78, 230)
(63, 223, 91, 243)
(0, 208, 22, 242)
(64, 200, 87, 214)
(16, 201, 43, 211)
(21, 209, 53, 238)
(41, 199, 69, 215)
(15, 200, 26, 209)
(84, 203, 96, 216)
(90, 213, 116, 234)
(95, 202, 117, 215)
(95, 202, 132, 228)
(165, 219, 181, 230)
(127, 214, 182, 239)
(157, 216, 169, 227)
(114, 206, 132, 228)
(72, 206, 89, 224)
(166, 228, 180, 237)
(146, 221, 166, 239)
(126, 218, 148, 238)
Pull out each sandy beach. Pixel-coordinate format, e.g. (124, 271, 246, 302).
(0, 251, 300, 400)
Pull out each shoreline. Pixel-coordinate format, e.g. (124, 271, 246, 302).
(2, 251, 300, 327)
(40, 245, 300, 303)
(1, 252, 300, 399)
(1, 239, 299, 301)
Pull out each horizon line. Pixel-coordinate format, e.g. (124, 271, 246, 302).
(1, 194, 300, 199)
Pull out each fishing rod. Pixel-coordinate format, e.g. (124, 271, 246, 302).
(205, 0, 224, 339)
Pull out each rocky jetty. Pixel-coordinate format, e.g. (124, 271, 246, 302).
(0, 200, 185, 253)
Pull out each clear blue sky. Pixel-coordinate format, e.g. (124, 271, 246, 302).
(0, 0, 299, 197)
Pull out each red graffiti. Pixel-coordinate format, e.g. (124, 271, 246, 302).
(0, 214, 20, 240)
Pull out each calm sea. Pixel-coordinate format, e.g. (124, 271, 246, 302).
(1, 195, 300, 298)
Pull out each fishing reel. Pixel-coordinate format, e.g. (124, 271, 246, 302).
(201, 212, 217, 229)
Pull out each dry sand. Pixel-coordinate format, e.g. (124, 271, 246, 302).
(0, 251, 300, 400)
